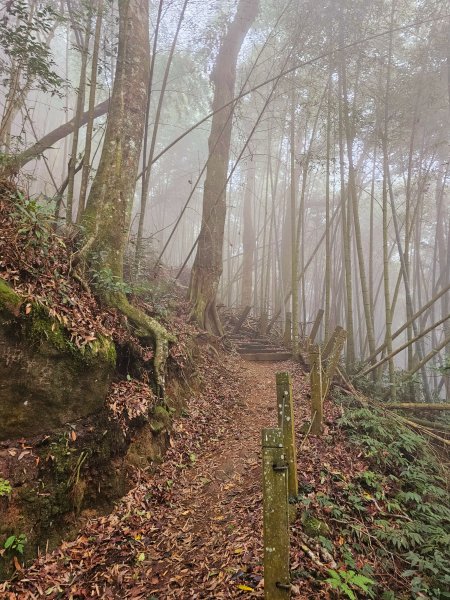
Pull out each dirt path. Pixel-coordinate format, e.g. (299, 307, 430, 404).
(144, 358, 306, 599)
(4, 356, 308, 599)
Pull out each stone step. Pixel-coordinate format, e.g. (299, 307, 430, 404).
(238, 343, 281, 350)
(230, 336, 271, 343)
(241, 352, 292, 362)
(239, 346, 285, 354)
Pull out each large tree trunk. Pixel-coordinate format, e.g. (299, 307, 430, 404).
(81, 0, 172, 389)
(188, 0, 259, 334)
(82, 0, 149, 278)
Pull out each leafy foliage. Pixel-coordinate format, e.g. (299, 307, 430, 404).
(0, 478, 12, 497)
(325, 568, 375, 600)
(0, 181, 116, 347)
(338, 405, 450, 599)
(0, 0, 63, 94)
(88, 265, 132, 296)
(3, 533, 26, 556)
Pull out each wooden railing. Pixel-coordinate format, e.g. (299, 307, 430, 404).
(261, 323, 347, 598)
(309, 326, 347, 434)
(262, 372, 297, 599)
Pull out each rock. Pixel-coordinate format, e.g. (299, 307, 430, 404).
(301, 511, 330, 538)
(0, 278, 116, 440)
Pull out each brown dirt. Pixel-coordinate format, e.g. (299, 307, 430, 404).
(2, 355, 310, 599)
(143, 359, 301, 598)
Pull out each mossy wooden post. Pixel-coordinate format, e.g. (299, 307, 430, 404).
(283, 312, 292, 347)
(322, 325, 343, 361)
(308, 309, 324, 344)
(309, 344, 323, 435)
(323, 327, 347, 397)
(233, 305, 252, 334)
(276, 372, 298, 500)
(262, 428, 291, 599)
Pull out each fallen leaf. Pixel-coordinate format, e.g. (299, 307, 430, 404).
(237, 584, 254, 591)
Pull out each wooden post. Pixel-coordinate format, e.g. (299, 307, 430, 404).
(276, 372, 298, 499)
(233, 305, 252, 334)
(322, 325, 344, 361)
(323, 328, 347, 396)
(308, 308, 324, 344)
(262, 428, 291, 600)
(309, 345, 323, 435)
(283, 312, 292, 347)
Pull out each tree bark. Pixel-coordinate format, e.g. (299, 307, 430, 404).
(240, 162, 256, 307)
(81, 0, 172, 388)
(188, 0, 259, 334)
(82, 0, 149, 276)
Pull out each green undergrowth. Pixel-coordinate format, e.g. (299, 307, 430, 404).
(325, 394, 450, 599)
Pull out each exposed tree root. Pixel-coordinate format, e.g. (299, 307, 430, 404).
(188, 266, 224, 336)
(111, 292, 175, 395)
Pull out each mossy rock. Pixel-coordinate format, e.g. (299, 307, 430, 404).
(0, 278, 22, 317)
(149, 406, 171, 435)
(301, 511, 330, 538)
(0, 278, 116, 440)
(126, 421, 169, 468)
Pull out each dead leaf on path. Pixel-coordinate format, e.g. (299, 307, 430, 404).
(237, 583, 254, 591)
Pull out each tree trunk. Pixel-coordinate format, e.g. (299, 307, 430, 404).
(77, 0, 104, 223)
(81, 0, 172, 389)
(188, 0, 259, 334)
(1, 99, 109, 177)
(66, 15, 92, 224)
(82, 0, 149, 277)
(241, 162, 256, 307)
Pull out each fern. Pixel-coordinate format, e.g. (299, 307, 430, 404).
(337, 403, 450, 597)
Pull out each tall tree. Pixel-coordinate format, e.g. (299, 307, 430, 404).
(81, 0, 171, 388)
(240, 161, 256, 307)
(188, 0, 260, 334)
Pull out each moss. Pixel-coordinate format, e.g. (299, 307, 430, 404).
(150, 420, 166, 434)
(24, 304, 116, 368)
(0, 278, 22, 317)
(27, 306, 70, 353)
(0, 277, 116, 369)
(153, 405, 170, 425)
(301, 512, 330, 538)
(150, 406, 171, 435)
(78, 335, 116, 367)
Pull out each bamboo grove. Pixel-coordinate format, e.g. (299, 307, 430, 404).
(1, 0, 449, 400)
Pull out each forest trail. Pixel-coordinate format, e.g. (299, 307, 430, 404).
(5, 356, 309, 600)
(141, 358, 305, 599)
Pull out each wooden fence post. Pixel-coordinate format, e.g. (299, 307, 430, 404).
(309, 345, 323, 435)
(322, 325, 344, 361)
(308, 309, 324, 344)
(262, 428, 291, 599)
(323, 328, 347, 397)
(276, 372, 298, 499)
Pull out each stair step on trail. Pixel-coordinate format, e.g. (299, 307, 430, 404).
(228, 329, 292, 362)
(239, 346, 285, 354)
(241, 351, 292, 362)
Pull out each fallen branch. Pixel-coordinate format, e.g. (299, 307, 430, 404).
(384, 403, 450, 411)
